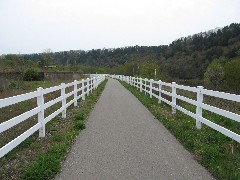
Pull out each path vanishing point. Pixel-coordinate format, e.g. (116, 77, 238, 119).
(55, 78, 214, 180)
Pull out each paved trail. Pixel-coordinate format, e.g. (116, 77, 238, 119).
(55, 79, 214, 180)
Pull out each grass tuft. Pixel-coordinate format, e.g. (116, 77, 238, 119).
(74, 112, 86, 121)
(74, 121, 86, 130)
(21, 145, 67, 180)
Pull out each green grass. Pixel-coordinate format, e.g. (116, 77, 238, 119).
(21, 145, 67, 180)
(0, 79, 108, 180)
(121, 81, 240, 180)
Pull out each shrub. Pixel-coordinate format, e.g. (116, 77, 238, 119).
(23, 69, 43, 81)
(204, 63, 224, 89)
(224, 60, 240, 92)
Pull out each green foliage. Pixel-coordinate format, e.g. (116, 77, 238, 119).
(97, 67, 106, 74)
(224, 59, 240, 91)
(110, 61, 165, 80)
(204, 62, 224, 89)
(69, 64, 80, 72)
(139, 61, 163, 80)
(42, 49, 54, 67)
(204, 56, 240, 92)
(211, 56, 227, 65)
(4, 54, 18, 61)
(23, 68, 43, 81)
(0, 54, 39, 73)
(112, 64, 126, 75)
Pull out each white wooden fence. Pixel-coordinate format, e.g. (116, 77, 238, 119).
(0, 76, 105, 158)
(111, 75, 240, 143)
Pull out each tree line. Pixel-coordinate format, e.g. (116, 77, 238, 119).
(1, 23, 240, 92)
(18, 23, 239, 78)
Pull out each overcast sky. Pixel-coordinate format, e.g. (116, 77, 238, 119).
(0, 0, 239, 55)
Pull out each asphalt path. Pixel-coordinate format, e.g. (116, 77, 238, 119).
(55, 78, 214, 180)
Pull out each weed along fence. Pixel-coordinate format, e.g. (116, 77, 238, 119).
(111, 75, 240, 143)
(0, 76, 105, 158)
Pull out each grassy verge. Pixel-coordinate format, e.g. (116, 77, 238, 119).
(120, 81, 240, 180)
(0, 79, 107, 180)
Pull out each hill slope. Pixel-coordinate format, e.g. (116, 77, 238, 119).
(19, 23, 240, 79)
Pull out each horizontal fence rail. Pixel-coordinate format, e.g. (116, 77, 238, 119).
(0, 75, 105, 158)
(110, 75, 240, 143)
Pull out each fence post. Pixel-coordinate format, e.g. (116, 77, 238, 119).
(98, 76, 100, 87)
(82, 79, 85, 100)
(158, 80, 162, 103)
(74, 80, 78, 107)
(137, 78, 141, 91)
(95, 77, 97, 89)
(196, 86, 203, 129)
(144, 78, 147, 95)
(96, 77, 98, 88)
(92, 77, 95, 90)
(93, 77, 96, 90)
(89, 78, 92, 93)
(136, 78, 138, 89)
(150, 79, 153, 98)
(92, 78, 94, 91)
(61, 83, 66, 118)
(172, 82, 176, 114)
(87, 78, 90, 96)
(135, 77, 137, 88)
(90, 78, 93, 93)
(140, 78, 142, 92)
(37, 87, 45, 137)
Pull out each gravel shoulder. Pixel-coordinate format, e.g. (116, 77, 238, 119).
(55, 78, 214, 180)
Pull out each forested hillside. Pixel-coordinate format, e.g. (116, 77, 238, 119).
(1, 22, 239, 84)
(19, 23, 240, 80)
(159, 23, 240, 79)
